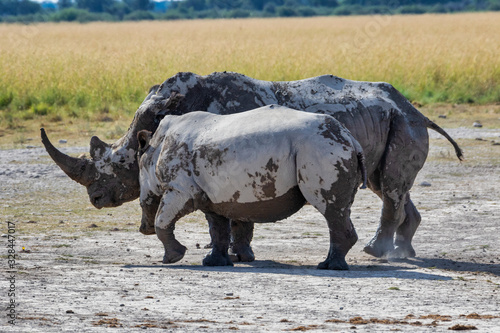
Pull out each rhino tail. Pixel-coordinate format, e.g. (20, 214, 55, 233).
(357, 151, 368, 190)
(425, 119, 464, 161)
(350, 138, 367, 189)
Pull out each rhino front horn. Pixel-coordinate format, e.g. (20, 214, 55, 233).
(40, 128, 97, 187)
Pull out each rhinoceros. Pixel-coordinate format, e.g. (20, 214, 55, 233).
(137, 105, 367, 270)
(41, 71, 463, 260)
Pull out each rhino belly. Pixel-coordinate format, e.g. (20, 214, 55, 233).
(207, 186, 306, 223)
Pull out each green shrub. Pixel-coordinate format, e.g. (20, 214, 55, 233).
(31, 102, 52, 116)
(277, 6, 297, 17)
(398, 5, 427, 14)
(227, 9, 251, 18)
(0, 92, 14, 108)
(333, 6, 352, 16)
(124, 10, 155, 21)
(297, 7, 317, 17)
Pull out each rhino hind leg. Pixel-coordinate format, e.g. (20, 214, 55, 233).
(203, 213, 233, 267)
(229, 220, 255, 262)
(392, 198, 420, 258)
(363, 116, 428, 258)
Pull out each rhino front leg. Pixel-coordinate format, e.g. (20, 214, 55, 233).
(139, 192, 161, 235)
(155, 190, 195, 264)
(203, 213, 233, 267)
(229, 220, 255, 262)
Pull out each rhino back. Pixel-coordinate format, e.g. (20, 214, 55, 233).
(154, 107, 353, 205)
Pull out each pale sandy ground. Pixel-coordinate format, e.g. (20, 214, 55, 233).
(1, 127, 499, 332)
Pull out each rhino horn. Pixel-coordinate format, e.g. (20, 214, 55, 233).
(40, 128, 97, 187)
(89, 135, 110, 159)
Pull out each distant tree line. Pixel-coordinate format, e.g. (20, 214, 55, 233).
(1, 0, 499, 23)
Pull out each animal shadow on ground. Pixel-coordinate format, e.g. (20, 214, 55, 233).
(123, 260, 453, 281)
(391, 257, 500, 276)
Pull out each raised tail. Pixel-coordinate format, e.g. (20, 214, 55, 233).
(426, 118, 464, 161)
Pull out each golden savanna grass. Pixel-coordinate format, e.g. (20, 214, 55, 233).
(0, 13, 499, 136)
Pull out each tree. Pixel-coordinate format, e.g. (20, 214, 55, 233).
(0, 0, 42, 15)
(125, 0, 152, 11)
(76, 0, 113, 12)
(58, 0, 73, 9)
(17, 0, 42, 14)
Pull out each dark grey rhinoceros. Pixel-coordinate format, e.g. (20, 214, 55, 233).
(41, 71, 463, 260)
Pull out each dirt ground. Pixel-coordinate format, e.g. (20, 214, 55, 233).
(1, 127, 499, 332)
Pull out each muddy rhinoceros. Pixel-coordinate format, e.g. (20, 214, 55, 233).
(137, 105, 367, 270)
(41, 71, 463, 260)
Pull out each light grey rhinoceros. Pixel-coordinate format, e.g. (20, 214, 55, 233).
(137, 105, 367, 270)
(41, 71, 463, 261)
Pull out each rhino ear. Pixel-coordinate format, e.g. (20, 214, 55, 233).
(156, 92, 185, 117)
(137, 130, 152, 154)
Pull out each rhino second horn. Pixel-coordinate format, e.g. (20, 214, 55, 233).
(90, 135, 110, 160)
(40, 128, 97, 187)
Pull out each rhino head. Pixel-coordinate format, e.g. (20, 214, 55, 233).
(41, 89, 184, 222)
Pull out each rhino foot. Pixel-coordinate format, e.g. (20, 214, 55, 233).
(317, 257, 349, 270)
(139, 225, 156, 235)
(229, 246, 255, 263)
(363, 238, 395, 258)
(202, 250, 234, 267)
(389, 244, 416, 259)
(163, 244, 187, 264)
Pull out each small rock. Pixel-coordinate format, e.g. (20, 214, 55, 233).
(1, 234, 7, 238)
(419, 181, 432, 187)
(475, 138, 484, 141)
(492, 142, 500, 146)
(26, 145, 38, 149)
(438, 115, 447, 119)
(88, 223, 98, 228)
(202, 274, 209, 278)
(473, 121, 483, 128)
(66, 310, 74, 314)
(196, 243, 201, 249)
(59, 139, 67, 144)
(226, 293, 234, 296)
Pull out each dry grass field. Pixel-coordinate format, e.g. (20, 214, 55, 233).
(0, 13, 499, 130)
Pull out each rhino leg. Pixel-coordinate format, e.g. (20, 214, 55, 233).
(155, 190, 194, 264)
(392, 197, 420, 258)
(139, 193, 161, 235)
(316, 204, 358, 271)
(363, 193, 406, 258)
(203, 213, 233, 266)
(364, 115, 428, 258)
(229, 220, 255, 262)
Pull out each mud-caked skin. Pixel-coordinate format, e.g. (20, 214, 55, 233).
(138, 106, 367, 270)
(41, 72, 463, 260)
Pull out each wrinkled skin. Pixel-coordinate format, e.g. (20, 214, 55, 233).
(138, 106, 367, 270)
(42, 72, 463, 260)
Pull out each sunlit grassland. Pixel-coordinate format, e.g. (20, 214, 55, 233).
(1, 13, 499, 135)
